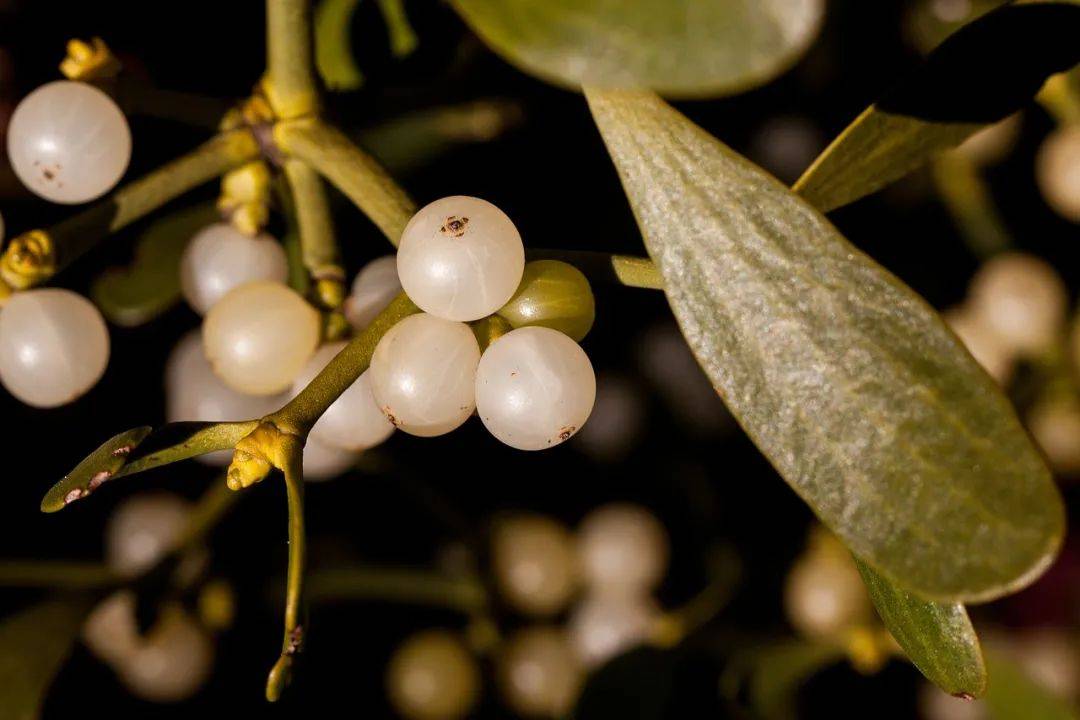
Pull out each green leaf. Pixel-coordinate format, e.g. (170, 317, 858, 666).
(91, 203, 218, 327)
(586, 88, 1063, 603)
(0, 596, 94, 720)
(856, 558, 986, 696)
(449, 0, 825, 99)
(41, 421, 257, 513)
(794, 2, 1080, 212)
(315, 0, 365, 91)
(984, 650, 1079, 720)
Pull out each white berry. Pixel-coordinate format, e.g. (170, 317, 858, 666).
(567, 591, 659, 668)
(118, 605, 214, 702)
(105, 492, 190, 578)
(492, 514, 579, 616)
(8, 81, 131, 203)
(387, 630, 480, 720)
(345, 255, 402, 330)
(369, 313, 480, 436)
(1037, 124, 1080, 222)
(180, 223, 288, 315)
(498, 627, 583, 718)
(966, 252, 1066, 356)
(290, 341, 395, 451)
(397, 196, 525, 321)
(577, 503, 669, 593)
(0, 288, 109, 407)
(165, 330, 286, 466)
(475, 327, 595, 450)
(202, 281, 320, 395)
(303, 437, 360, 481)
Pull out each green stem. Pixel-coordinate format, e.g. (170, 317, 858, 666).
(275, 118, 417, 245)
(44, 129, 261, 280)
(266, 0, 319, 119)
(306, 566, 487, 613)
(269, 292, 420, 435)
(176, 478, 242, 551)
(528, 249, 664, 290)
(282, 159, 341, 293)
(267, 452, 307, 702)
(931, 154, 1013, 260)
(0, 561, 116, 590)
(112, 78, 234, 129)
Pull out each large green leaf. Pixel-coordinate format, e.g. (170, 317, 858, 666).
(91, 202, 218, 327)
(586, 88, 1063, 603)
(41, 421, 257, 513)
(794, 2, 1080, 212)
(0, 596, 93, 720)
(450, 0, 825, 99)
(856, 558, 986, 696)
(984, 651, 1079, 720)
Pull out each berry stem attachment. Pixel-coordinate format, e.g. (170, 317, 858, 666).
(267, 450, 307, 702)
(265, 0, 320, 120)
(1, 128, 261, 290)
(275, 117, 417, 245)
(268, 292, 420, 436)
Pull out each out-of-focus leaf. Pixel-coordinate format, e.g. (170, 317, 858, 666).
(91, 202, 217, 327)
(746, 641, 845, 719)
(856, 558, 986, 697)
(41, 421, 257, 513)
(0, 596, 93, 720)
(794, 3, 1080, 212)
(984, 651, 1079, 719)
(586, 88, 1063, 603)
(450, 0, 825, 99)
(315, 0, 365, 91)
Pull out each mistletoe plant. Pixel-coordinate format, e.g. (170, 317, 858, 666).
(1, 0, 1078, 713)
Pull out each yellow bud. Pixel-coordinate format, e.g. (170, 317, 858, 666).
(221, 161, 272, 204)
(59, 37, 121, 81)
(315, 276, 346, 310)
(845, 625, 890, 675)
(227, 422, 303, 490)
(1, 230, 56, 289)
(229, 202, 271, 236)
(198, 579, 236, 632)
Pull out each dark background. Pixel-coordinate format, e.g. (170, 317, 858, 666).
(0, 0, 1074, 716)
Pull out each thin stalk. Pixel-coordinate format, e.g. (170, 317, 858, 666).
(113, 78, 234, 129)
(269, 292, 420, 435)
(282, 159, 340, 290)
(0, 561, 116, 590)
(931, 154, 1013, 260)
(266, 452, 307, 702)
(45, 129, 261, 279)
(306, 566, 487, 613)
(275, 118, 417, 245)
(266, 0, 319, 119)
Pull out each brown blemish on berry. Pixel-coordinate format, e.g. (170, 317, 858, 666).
(383, 407, 399, 427)
(440, 216, 469, 238)
(558, 426, 576, 442)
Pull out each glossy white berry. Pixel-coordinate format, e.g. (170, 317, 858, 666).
(1037, 125, 1080, 222)
(83, 590, 140, 666)
(0, 288, 109, 408)
(8, 81, 131, 203)
(386, 630, 480, 720)
(492, 514, 579, 616)
(567, 591, 659, 668)
(345, 255, 402, 330)
(577, 503, 669, 593)
(290, 342, 395, 451)
(105, 492, 190, 578)
(397, 196, 525, 321)
(475, 327, 595, 451)
(203, 281, 320, 395)
(498, 627, 583, 718)
(118, 605, 214, 703)
(369, 313, 480, 436)
(180, 223, 288, 315)
(165, 330, 286, 466)
(303, 437, 359, 481)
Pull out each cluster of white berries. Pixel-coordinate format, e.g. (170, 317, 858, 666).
(0, 80, 132, 407)
(386, 503, 668, 720)
(81, 492, 228, 702)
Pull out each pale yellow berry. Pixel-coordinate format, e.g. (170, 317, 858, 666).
(498, 627, 583, 718)
(203, 281, 321, 395)
(82, 590, 140, 665)
(567, 591, 659, 668)
(1037, 125, 1080, 222)
(105, 492, 190, 578)
(386, 630, 480, 720)
(492, 514, 578, 617)
(117, 605, 214, 703)
(1028, 397, 1080, 474)
(783, 552, 871, 639)
(954, 114, 1021, 167)
(966, 253, 1067, 356)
